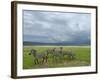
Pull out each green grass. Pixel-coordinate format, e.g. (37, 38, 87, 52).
(23, 46, 91, 69)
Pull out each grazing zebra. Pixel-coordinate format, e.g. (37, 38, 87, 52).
(62, 51, 75, 59)
(47, 48, 56, 55)
(54, 47, 63, 54)
(51, 47, 63, 62)
(29, 49, 48, 64)
(47, 47, 63, 55)
(53, 47, 75, 60)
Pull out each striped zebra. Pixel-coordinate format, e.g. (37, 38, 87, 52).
(29, 49, 48, 64)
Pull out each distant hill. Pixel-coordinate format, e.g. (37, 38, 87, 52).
(24, 35, 90, 46)
(23, 40, 90, 46)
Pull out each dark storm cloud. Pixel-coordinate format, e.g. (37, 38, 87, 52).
(23, 10, 91, 43)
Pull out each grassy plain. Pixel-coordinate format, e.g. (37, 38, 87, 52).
(23, 46, 90, 69)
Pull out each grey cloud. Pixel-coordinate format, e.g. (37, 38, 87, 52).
(23, 10, 91, 43)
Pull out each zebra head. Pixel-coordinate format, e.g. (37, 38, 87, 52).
(29, 49, 37, 56)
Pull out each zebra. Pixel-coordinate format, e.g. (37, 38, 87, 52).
(29, 49, 48, 64)
(62, 50, 75, 59)
(50, 47, 63, 62)
(53, 47, 75, 60)
(46, 48, 56, 55)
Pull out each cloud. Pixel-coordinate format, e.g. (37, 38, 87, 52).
(23, 10, 91, 43)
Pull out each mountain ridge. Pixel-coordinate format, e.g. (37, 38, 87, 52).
(23, 40, 90, 46)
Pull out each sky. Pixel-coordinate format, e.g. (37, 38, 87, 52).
(23, 10, 91, 43)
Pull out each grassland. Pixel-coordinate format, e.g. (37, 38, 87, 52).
(23, 46, 91, 69)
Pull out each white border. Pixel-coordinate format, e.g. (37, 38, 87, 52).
(17, 3, 96, 76)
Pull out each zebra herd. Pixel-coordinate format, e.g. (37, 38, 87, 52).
(29, 47, 75, 64)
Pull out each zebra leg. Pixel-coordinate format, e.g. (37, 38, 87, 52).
(53, 55, 57, 63)
(60, 55, 63, 62)
(69, 55, 74, 60)
(55, 56, 58, 63)
(37, 59, 39, 64)
(34, 58, 39, 64)
(46, 56, 48, 63)
(72, 55, 75, 59)
(53, 55, 56, 62)
(70, 56, 73, 59)
(41, 57, 45, 64)
(34, 59, 37, 64)
(42, 56, 47, 63)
